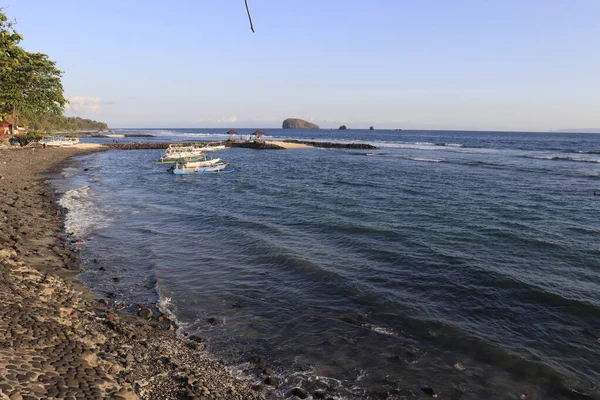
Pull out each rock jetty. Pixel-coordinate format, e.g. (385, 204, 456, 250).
(105, 141, 285, 151)
(283, 139, 377, 150)
(282, 118, 320, 129)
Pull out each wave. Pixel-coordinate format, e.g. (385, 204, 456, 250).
(57, 185, 113, 238)
(402, 156, 446, 163)
(132, 129, 229, 139)
(435, 142, 464, 147)
(362, 323, 397, 336)
(574, 150, 600, 155)
(366, 153, 446, 162)
(525, 155, 600, 164)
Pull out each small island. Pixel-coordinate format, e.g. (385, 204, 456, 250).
(338, 125, 347, 130)
(282, 118, 320, 129)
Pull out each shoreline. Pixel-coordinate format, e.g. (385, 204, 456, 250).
(0, 147, 269, 399)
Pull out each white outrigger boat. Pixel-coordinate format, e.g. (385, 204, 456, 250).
(158, 152, 220, 164)
(171, 161, 231, 174)
(199, 143, 226, 151)
(164, 142, 225, 154)
(40, 136, 80, 147)
(167, 157, 221, 171)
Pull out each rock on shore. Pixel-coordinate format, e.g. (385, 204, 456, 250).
(0, 147, 265, 399)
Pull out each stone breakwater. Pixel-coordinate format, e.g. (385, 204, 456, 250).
(0, 147, 267, 399)
(282, 140, 377, 150)
(105, 141, 285, 150)
(105, 140, 377, 151)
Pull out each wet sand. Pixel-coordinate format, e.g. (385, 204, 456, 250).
(0, 147, 269, 399)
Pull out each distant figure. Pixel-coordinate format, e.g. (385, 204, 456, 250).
(42, 142, 46, 149)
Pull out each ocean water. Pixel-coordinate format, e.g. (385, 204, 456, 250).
(53, 129, 600, 399)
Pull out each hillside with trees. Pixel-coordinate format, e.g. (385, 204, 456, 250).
(0, 9, 107, 132)
(20, 113, 108, 131)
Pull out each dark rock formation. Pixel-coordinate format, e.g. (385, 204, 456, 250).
(228, 141, 284, 150)
(287, 387, 310, 399)
(338, 125, 347, 130)
(282, 118, 320, 129)
(283, 140, 377, 150)
(138, 308, 153, 319)
(263, 376, 278, 387)
(369, 126, 374, 130)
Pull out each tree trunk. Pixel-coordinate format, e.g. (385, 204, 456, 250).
(11, 105, 19, 134)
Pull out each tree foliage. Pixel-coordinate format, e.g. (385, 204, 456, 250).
(20, 112, 108, 131)
(0, 9, 67, 126)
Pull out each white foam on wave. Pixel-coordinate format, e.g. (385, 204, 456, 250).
(402, 156, 446, 163)
(527, 155, 600, 163)
(145, 129, 228, 139)
(156, 282, 186, 330)
(61, 167, 80, 179)
(362, 323, 396, 336)
(57, 185, 113, 238)
(366, 153, 446, 162)
(287, 366, 344, 390)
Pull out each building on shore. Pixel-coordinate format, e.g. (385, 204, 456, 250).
(0, 121, 13, 135)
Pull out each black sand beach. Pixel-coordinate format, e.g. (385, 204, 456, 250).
(0, 146, 269, 399)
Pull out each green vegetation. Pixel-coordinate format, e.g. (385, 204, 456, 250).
(15, 130, 45, 146)
(0, 9, 107, 132)
(19, 113, 108, 131)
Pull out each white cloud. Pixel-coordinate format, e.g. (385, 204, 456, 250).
(218, 116, 238, 123)
(65, 96, 115, 114)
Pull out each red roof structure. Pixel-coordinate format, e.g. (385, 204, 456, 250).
(0, 121, 12, 134)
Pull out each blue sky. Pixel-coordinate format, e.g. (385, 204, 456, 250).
(4, 0, 600, 130)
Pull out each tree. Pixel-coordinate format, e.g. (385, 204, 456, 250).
(0, 10, 23, 75)
(0, 9, 67, 129)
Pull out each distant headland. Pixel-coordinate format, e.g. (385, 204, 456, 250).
(282, 118, 320, 129)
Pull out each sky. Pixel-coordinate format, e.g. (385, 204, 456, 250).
(3, 0, 600, 131)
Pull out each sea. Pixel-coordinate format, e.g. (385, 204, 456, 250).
(50, 129, 600, 399)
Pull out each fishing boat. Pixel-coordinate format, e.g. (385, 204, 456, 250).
(165, 142, 225, 153)
(163, 147, 206, 159)
(166, 157, 222, 171)
(200, 143, 226, 151)
(157, 153, 221, 164)
(171, 162, 230, 174)
(40, 136, 80, 147)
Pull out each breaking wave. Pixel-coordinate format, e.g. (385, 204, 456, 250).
(57, 185, 112, 238)
(367, 153, 446, 162)
(526, 155, 600, 163)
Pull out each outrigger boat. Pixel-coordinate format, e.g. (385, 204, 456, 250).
(158, 153, 221, 165)
(199, 143, 226, 151)
(167, 157, 222, 171)
(40, 136, 80, 147)
(164, 142, 225, 154)
(171, 162, 231, 174)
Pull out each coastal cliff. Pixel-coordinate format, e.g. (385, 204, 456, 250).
(282, 118, 319, 129)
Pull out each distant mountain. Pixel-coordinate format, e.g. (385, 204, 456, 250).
(282, 118, 319, 129)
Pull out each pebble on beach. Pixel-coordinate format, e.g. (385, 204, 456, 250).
(0, 147, 266, 400)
